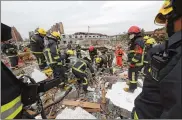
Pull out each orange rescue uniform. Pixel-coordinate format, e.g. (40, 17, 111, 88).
(115, 48, 123, 67)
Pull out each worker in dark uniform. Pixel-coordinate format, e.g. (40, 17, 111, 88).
(95, 54, 108, 72)
(133, 0, 182, 119)
(95, 49, 114, 73)
(30, 28, 47, 70)
(1, 40, 19, 69)
(76, 44, 82, 58)
(143, 38, 157, 75)
(1, 23, 23, 119)
(61, 49, 74, 67)
(89, 46, 97, 62)
(72, 57, 95, 93)
(124, 26, 145, 92)
(67, 41, 73, 50)
(44, 31, 67, 84)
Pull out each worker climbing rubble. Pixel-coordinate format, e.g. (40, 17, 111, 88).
(133, 0, 182, 119)
(115, 45, 124, 67)
(95, 50, 114, 74)
(44, 31, 67, 86)
(30, 28, 47, 70)
(1, 40, 19, 69)
(88, 45, 97, 63)
(124, 26, 145, 92)
(72, 56, 95, 95)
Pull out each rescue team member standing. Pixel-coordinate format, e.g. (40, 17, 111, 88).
(115, 45, 124, 67)
(143, 38, 157, 75)
(1, 40, 19, 69)
(133, 0, 182, 119)
(72, 57, 95, 93)
(124, 26, 145, 92)
(44, 31, 67, 83)
(76, 44, 82, 58)
(30, 28, 47, 70)
(89, 46, 97, 62)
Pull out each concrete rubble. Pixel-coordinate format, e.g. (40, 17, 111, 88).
(2, 43, 146, 119)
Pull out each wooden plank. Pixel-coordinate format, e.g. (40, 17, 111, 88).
(26, 110, 37, 115)
(62, 100, 100, 109)
(84, 108, 100, 113)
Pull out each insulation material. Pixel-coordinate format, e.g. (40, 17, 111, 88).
(31, 68, 48, 83)
(106, 82, 142, 112)
(56, 107, 97, 119)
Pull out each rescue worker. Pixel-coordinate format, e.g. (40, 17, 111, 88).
(95, 54, 108, 72)
(76, 44, 82, 58)
(124, 26, 145, 92)
(143, 38, 157, 75)
(30, 28, 47, 70)
(143, 35, 150, 42)
(133, 0, 182, 119)
(115, 45, 124, 67)
(67, 41, 73, 50)
(44, 31, 67, 84)
(89, 45, 97, 62)
(1, 40, 19, 69)
(61, 49, 75, 66)
(1, 23, 23, 119)
(72, 57, 95, 93)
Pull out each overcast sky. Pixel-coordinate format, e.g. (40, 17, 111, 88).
(1, 1, 164, 38)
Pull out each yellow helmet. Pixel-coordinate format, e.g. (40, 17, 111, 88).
(143, 36, 150, 41)
(67, 50, 74, 55)
(154, 0, 173, 25)
(36, 28, 47, 35)
(51, 31, 61, 39)
(95, 57, 102, 64)
(146, 38, 157, 45)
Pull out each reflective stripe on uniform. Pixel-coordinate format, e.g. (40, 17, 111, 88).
(8, 55, 18, 58)
(134, 111, 139, 120)
(30, 37, 36, 42)
(45, 48, 56, 64)
(144, 61, 148, 63)
(1, 95, 23, 119)
(132, 57, 139, 62)
(82, 77, 88, 85)
(129, 50, 135, 53)
(136, 47, 145, 67)
(72, 67, 85, 73)
(54, 56, 60, 60)
(130, 72, 137, 83)
(31, 51, 43, 54)
(72, 61, 87, 73)
(57, 62, 62, 65)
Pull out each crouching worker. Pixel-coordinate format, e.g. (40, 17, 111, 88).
(72, 57, 95, 93)
(95, 54, 108, 73)
(44, 31, 67, 85)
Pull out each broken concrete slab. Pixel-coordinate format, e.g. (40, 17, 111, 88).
(106, 82, 142, 112)
(56, 107, 97, 119)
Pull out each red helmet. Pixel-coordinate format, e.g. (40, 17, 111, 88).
(128, 26, 141, 34)
(89, 46, 94, 51)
